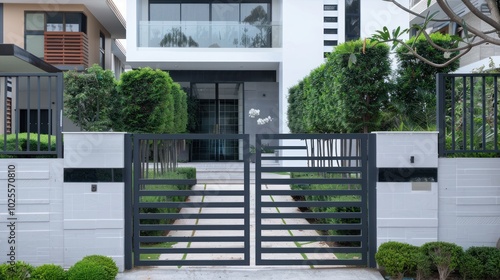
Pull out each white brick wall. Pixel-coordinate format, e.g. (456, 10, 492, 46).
(375, 132, 439, 247)
(0, 159, 65, 266)
(63, 132, 125, 271)
(0, 133, 126, 271)
(438, 158, 500, 249)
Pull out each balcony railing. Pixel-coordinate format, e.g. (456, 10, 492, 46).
(44, 32, 89, 67)
(139, 21, 282, 48)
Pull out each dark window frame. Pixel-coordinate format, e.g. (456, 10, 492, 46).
(99, 32, 106, 68)
(25, 11, 87, 58)
(148, 0, 272, 22)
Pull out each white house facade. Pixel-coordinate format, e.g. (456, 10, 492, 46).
(126, 0, 408, 160)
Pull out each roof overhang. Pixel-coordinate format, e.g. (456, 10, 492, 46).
(1, 0, 126, 39)
(0, 44, 61, 73)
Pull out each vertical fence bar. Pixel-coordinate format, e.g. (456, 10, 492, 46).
(47, 76, 52, 151)
(27, 76, 31, 150)
(255, 133, 262, 265)
(368, 133, 377, 268)
(481, 76, 486, 151)
(133, 135, 141, 267)
(37, 76, 41, 151)
(495, 76, 499, 151)
(56, 73, 63, 158)
(462, 76, 467, 152)
(124, 134, 133, 270)
(243, 134, 250, 265)
(470, 76, 474, 151)
(451, 77, 456, 151)
(436, 73, 446, 157)
(15, 77, 19, 152)
(3, 76, 7, 151)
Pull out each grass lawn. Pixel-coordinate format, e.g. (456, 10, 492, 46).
(140, 242, 177, 261)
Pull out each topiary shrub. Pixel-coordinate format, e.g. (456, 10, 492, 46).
(460, 253, 484, 280)
(413, 249, 432, 280)
(0, 261, 35, 280)
(375, 241, 418, 280)
(461, 246, 500, 280)
(31, 264, 67, 280)
(421, 241, 463, 280)
(81, 255, 118, 280)
(67, 259, 108, 280)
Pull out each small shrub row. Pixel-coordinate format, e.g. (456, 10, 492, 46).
(140, 167, 196, 237)
(0, 133, 57, 158)
(376, 241, 500, 280)
(290, 172, 361, 237)
(0, 255, 118, 280)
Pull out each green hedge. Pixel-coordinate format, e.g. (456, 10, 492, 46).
(290, 172, 360, 237)
(0, 133, 57, 157)
(140, 167, 196, 237)
(376, 241, 500, 280)
(0, 256, 118, 280)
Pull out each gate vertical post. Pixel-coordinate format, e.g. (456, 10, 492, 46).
(124, 134, 133, 270)
(243, 134, 250, 265)
(368, 133, 377, 268)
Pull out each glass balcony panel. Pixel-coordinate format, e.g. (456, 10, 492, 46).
(139, 21, 281, 48)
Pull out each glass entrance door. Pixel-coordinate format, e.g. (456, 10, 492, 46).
(191, 83, 242, 161)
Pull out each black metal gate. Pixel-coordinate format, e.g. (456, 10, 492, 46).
(125, 133, 377, 269)
(255, 134, 377, 267)
(124, 134, 250, 268)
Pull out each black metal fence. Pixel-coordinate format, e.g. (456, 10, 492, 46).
(437, 73, 500, 157)
(0, 73, 63, 158)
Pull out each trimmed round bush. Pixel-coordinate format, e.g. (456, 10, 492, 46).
(0, 261, 35, 280)
(421, 241, 463, 280)
(461, 246, 500, 279)
(460, 253, 484, 280)
(82, 255, 118, 280)
(375, 241, 419, 280)
(31, 264, 67, 280)
(67, 259, 108, 280)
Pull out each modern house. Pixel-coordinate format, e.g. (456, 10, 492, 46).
(410, 0, 500, 72)
(126, 0, 408, 161)
(0, 0, 126, 136)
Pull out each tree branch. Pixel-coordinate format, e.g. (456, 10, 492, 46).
(436, 0, 500, 45)
(461, 0, 500, 32)
(386, 0, 451, 22)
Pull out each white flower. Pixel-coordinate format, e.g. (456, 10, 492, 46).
(257, 116, 272, 125)
(248, 108, 260, 118)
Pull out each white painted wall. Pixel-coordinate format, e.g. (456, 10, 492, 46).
(375, 132, 500, 251)
(438, 158, 500, 249)
(280, 0, 324, 134)
(0, 133, 126, 271)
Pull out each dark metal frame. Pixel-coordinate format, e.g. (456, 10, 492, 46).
(125, 133, 250, 267)
(437, 73, 500, 156)
(255, 133, 377, 267)
(0, 73, 63, 158)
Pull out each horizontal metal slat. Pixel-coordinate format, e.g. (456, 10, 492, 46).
(137, 213, 246, 219)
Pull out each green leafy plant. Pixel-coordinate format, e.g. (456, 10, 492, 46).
(375, 241, 419, 280)
(421, 241, 463, 280)
(460, 246, 500, 279)
(81, 255, 118, 280)
(67, 259, 108, 280)
(31, 264, 67, 280)
(64, 64, 117, 131)
(0, 261, 35, 280)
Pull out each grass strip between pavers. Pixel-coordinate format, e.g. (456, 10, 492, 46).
(267, 187, 314, 269)
(179, 183, 207, 268)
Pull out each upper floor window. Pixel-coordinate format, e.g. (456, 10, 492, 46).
(100, 32, 105, 68)
(148, 0, 271, 23)
(25, 12, 87, 57)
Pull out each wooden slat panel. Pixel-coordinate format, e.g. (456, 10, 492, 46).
(6, 97, 12, 134)
(44, 32, 89, 67)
